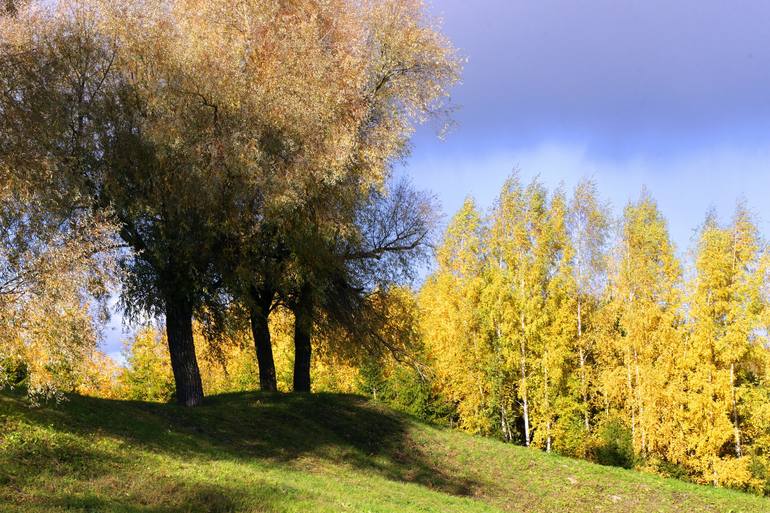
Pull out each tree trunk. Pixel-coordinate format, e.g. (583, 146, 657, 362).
(730, 363, 742, 457)
(627, 359, 635, 443)
(501, 404, 512, 442)
(544, 359, 552, 453)
(520, 313, 531, 447)
(577, 299, 590, 431)
(292, 286, 313, 393)
(249, 286, 277, 392)
(634, 346, 645, 454)
(165, 293, 204, 407)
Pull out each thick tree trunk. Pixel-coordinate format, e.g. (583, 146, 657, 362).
(249, 286, 277, 392)
(165, 293, 204, 407)
(292, 286, 313, 393)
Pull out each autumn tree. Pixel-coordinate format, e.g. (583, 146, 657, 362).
(421, 198, 492, 433)
(567, 179, 610, 432)
(1, 0, 459, 404)
(286, 177, 439, 392)
(533, 187, 577, 453)
(483, 177, 577, 450)
(682, 206, 768, 486)
(595, 191, 683, 458)
(1, 1, 233, 405)
(0, 161, 117, 401)
(277, 0, 460, 392)
(119, 327, 176, 402)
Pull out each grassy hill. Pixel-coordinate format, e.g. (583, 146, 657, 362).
(1, 390, 768, 513)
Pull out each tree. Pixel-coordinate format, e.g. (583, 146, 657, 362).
(1, 0, 459, 405)
(596, 191, 682, 457)
(119, 327, 175, 402)
(184, 0, 461, 394)
(683, 205, 767, 485)
(421, 198, 491, 433)
(485, 177, 576, 450)
(0, 170, 116, 401)
(567, 179, 610, 431)
(533, 187, 577, 453)
(287, 178, 440, 392)
(276, 0, 461, 392)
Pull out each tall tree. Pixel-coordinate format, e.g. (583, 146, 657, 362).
(533, 187, 576, 453)
(598, 191, 682, 456)
(287, 178, 439, 392)
(485, 176, 573, 449)
(567, 179, 610, 431)
(197, 0, 461, 393)
(1, 0, 459, 404)
(684, 205, 767, 484)
(422, 198, 492, 433)
(272, 0, 460, 391)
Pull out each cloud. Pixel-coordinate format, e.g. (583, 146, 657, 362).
(402, 1, 770, 254)
(427, 0, 770, 155)
(405, 139, 770, 254)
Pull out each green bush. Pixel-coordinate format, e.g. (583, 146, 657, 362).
(358, 358, 456, 424)
(591, 417, 636, 469)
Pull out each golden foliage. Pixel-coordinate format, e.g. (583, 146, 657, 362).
(419, 178, 770, 493)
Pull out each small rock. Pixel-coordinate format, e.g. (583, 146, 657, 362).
(567, 476, 578, 485)
(609, 495, 622, 504)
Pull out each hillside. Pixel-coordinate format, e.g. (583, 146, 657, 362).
(0, 390, 768, 513)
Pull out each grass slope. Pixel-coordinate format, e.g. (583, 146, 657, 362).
(1, 390, 768, 513)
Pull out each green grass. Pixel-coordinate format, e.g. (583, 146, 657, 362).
(1, 390, 768, 512)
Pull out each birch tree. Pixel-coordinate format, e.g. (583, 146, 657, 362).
(684, 206, 767, 485)
(567, 179, 610, 431)
(600, 191, 682, 456)
(421, 198, 492, 433)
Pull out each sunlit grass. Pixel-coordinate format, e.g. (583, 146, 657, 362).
(1, 390, 767, 512)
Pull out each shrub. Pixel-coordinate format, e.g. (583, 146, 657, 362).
(591, 417, 636, 469)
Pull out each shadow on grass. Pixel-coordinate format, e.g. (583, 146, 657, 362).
(19, 475, 296, 513)
(1, 390, 480, 501)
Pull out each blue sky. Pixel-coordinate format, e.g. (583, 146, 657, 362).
(405, 0, 770, 247)
(101, 0, 770, 361)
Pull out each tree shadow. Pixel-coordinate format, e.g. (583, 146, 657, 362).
(1, 390, 481, 500)
(23, 477, 295, 513)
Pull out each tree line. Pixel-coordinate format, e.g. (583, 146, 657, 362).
(0, 0, 460, 405)
(414, 174, 770, 492)
(103, 172, 770, 493)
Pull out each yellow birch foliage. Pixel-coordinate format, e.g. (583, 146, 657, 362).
(420, 198, 491, 434)
(597, 191, 683, 459)
(682, 206, 768, 489)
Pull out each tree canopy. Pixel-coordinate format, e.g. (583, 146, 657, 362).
(0, 0, 460, 404)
